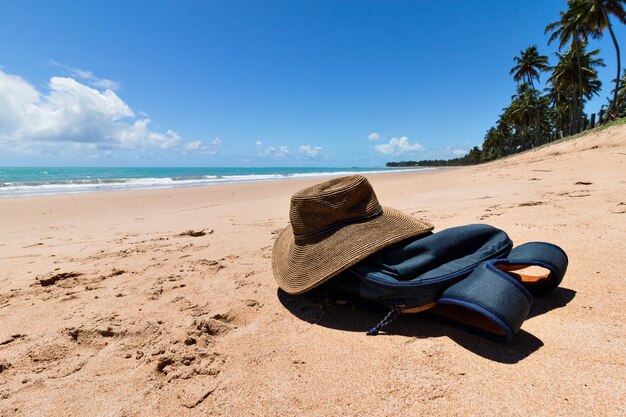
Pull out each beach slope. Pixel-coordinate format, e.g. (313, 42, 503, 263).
(0, 124, 625, 416)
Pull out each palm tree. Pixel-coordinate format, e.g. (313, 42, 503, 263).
(613, 70, 626, 112)
(550, 47, 604, 101)
(546, 1, 596, 47)
(581, 0, 626, 114)
(510, 45, 551, 88)
(548, 45, 605, 134)
(510, 46, 551, 145)
(546, 0, 599, 132)
(546, 84, 574, 136)
(466, 146, 482, 164)
(482, 121, 516, 160)
(503, 85, 552, 147)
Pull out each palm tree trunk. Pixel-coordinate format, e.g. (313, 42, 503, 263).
(603, 7, 621, 113)
(569, 85, 578, 135)
(528, 80, 541, 145)
(534, 99, 541, 145)
(574, 37, 584, 133)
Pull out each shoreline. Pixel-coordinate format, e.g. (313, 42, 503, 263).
(0, 166, 433, 199)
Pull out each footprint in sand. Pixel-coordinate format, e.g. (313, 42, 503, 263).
(0, 334, 25, 347)
(66, 325, 120, 345)
(148, 323, 225, 410)
(260, 246, 272, 259)
(0, 359, 11, 374)
(609, 202, 626, 214)
(194, 316, 234, 337)
(26, 342, 72, 372)
(195, 259, 224, 273)
(479, 205, 502, 220)
(518, 201, 543, 207)
(19, 324, 125, 379)
(22, 242, 44, 248)
(38, 272, 82, 287)
(179, 229, 214, 237)
(558, 191, 591, 198)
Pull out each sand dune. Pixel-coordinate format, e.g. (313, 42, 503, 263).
(0, 124, 624, 416)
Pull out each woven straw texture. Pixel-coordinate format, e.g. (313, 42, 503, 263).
(272, 175, 433, 294)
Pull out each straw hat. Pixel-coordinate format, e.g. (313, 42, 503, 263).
(272, 174, 433, 294)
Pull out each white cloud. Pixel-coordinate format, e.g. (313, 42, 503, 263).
(91, 78, 122, 90)
(256, 140, 289, 158)
(419, 147, 469, 159)
(298, 144, 323, 159)
(374, 136, 422, 156)
(368, 132, 380, 141)
(449, 148, 468, 157)
(183, 137, 222, 155)
(50, 61, 122, 91)
(0, 70, 39, 135)
(184, 141, 202, 151)
(0, 68, 182, 155)
(114, 118, 181, 149)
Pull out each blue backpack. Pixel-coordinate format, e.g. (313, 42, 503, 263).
(320, 224, 568, 343)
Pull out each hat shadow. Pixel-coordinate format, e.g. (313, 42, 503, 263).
(277, 287, 576, 364)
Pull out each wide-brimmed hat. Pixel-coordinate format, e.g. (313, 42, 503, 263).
(272, 174, 433, 294)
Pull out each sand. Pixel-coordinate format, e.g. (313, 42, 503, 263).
(0, 124, 624, 416)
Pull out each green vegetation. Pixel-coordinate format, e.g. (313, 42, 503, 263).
(386, 146, 483, 167)
(387, 0, 625, 168)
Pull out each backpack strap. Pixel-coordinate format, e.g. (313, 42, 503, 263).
(429, 242, 568, 342)
(505, 242, 568, 295)
(434, 260, 533, 343)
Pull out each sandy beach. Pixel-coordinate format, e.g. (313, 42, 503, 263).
(0, 124, 625, 416)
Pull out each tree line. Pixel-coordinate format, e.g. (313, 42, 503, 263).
(387, 0, 625, 167)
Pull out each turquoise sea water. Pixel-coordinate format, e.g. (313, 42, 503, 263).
(0, 166, 428, 197)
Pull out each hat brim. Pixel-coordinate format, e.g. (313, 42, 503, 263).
(272, 207, 433, 295)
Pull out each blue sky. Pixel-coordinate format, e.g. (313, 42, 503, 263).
(0, 0, 624, 167)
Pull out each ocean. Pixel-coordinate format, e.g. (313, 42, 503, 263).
(0, 166, 428, 198)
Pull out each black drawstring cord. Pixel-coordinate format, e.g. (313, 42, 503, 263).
(366, 305, 401, 336)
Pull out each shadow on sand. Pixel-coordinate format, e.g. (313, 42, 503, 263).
(277, 287, 576, 364)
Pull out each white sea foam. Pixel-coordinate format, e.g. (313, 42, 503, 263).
(0, 168, 431, 198)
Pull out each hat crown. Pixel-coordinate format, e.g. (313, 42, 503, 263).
(289, 175, 382, 238)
